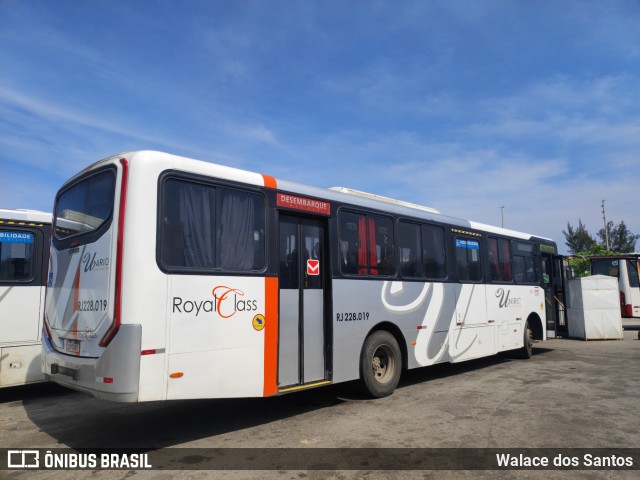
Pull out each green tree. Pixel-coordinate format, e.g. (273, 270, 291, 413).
(568, 244, 616, 277)
(597, 220, 640, 253)
(563, 219, 596, 254)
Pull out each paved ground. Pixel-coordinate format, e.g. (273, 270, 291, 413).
(1, 330, 639, 480)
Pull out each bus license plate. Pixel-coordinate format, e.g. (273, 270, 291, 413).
(65, 339, 80, 354)
(51, 364, 78, 380)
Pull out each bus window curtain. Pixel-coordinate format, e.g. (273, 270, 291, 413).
(357, 216, 368, 274)
(501, 240, 513, 281)
(368, 217, 378, 275)
(219, 191, 255, 270)
(179, 184, 215, 268)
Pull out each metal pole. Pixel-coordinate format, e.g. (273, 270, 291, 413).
(499, 206, 504, 228)
(601, 200, 610, 250)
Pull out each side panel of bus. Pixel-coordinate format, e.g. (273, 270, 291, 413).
(165, 275, 269, 399)
(140, 153, 273, 401)
(0, 224, 48, 387)
(331, 279, 541, 384)
(620, 260, 640, 318)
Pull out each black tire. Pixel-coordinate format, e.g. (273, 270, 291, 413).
(358, 330, 402, 398)
(517, 320, 533, 359)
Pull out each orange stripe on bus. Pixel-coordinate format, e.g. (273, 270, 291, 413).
(71, 264, 81, 341)
(73, 263, 80, 312)
(262, 174, 277, 189)
(263, 277, 279, 397)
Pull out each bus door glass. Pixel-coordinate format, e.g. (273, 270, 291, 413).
(542, 251, 567, 338)
(277, 214, 328, 388)
(540, 253, 555, 337)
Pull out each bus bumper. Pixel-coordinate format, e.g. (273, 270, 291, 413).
(42, 324, 142, 402)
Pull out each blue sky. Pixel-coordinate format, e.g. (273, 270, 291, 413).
(1, 0, 639, 253)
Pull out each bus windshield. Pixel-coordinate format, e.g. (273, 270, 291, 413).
(591, 259, 619, 277)
(54, 169, 116, 241)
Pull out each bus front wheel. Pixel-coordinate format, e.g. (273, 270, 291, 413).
(517, 320, 533, 359)
(359, 330, 402, 398)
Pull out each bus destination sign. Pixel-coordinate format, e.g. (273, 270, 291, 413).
(277, 193, 330, 215)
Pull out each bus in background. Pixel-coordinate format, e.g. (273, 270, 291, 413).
(0, 209, 51, 387)
(590, 255, 640, 318)
(43, 151, 560, 402)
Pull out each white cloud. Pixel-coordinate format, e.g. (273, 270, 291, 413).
(0, 171, 58, 213)
(0, 84, 239, 165)
(470, 76, 640, 145)
(1, 1, 639, 256)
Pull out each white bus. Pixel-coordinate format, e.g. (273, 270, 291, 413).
(0, 208, 51, 387)
(43, 151, 560, 402)
(590, 255, 640, 318)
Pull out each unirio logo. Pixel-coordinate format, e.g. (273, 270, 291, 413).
(172, 285, 259, 318)
(81, 251, 110, 272)
(496, 288, 522, 308)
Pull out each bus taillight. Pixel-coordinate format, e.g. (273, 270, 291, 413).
(99, 158, 129, 348)
(620, 291, 632, 317)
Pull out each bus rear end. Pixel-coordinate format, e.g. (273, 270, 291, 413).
(620, 259, 640, 318)
(591, 257, 640, 318)
(42, 157, 140, 401)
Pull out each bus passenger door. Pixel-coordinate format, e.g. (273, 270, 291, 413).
(277, 214, 329, 390)
(542, 253, 567, 338)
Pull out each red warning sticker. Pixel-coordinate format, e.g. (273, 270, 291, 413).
(307, 259, 320, 276)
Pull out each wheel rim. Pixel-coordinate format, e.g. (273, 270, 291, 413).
(371, 344, 396, 384)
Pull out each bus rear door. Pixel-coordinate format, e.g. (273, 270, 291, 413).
(277, 214, 330, 392)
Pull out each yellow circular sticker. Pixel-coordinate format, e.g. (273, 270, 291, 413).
(540, 303, 544, 311)
(252, 314, 266, 331)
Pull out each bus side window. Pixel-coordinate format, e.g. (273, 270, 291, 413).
(488, 237, 500, 281)
(161, 188, 187, 267)
(217, 189, 265, 271)
(160, 178, 266, 272)
(0, 230, 36, 283)
(423, 224, 446, 279)
(373, 216, 395, 276)
(499, 239, 513, 281)
(512, 241, 538, 284)
(161, 179, 216, 269)
(338, 213, 361, 274)
(338, 211, 395, 276)
(488, 237, 512, 282)
(398, 221, 420, 278)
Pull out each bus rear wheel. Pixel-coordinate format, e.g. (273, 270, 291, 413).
(359, 330, 401, 398)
